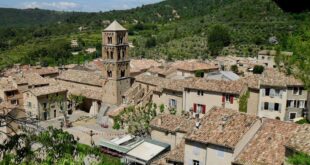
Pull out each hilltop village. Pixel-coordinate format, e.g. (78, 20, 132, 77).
(0, 21, 309, 165)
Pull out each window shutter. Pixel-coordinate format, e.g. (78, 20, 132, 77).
(193, 104, 197, 113)
(230, 95, 234, 104)
(202, 105, 206, 114)
(262, 89, 265, 96)
(261, 103, 264, 110)
(222, 94, 225, 103)
(270, 103, 275, 111)
(279, 104, 282, 112)
(270, 89, 275, 97)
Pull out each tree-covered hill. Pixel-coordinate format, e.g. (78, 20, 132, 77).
(0, 0, 309, 69)
(0, 8, 78, 27)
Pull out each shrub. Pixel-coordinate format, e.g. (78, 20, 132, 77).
(253, 65, 265, 74)
(208, 25, 231, 56)
(230, 65, 239, 74)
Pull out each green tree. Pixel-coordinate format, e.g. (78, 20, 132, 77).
(195, 70, 205, 78)
(253, 65, 265, 74)
(68, 94, 85, 111)
(145, 37, 157, 48)
(208, 25, 231, 56)
(159, 104, 165, 113)
(230, 65, 239, 74)
(287, 153, 310, 165)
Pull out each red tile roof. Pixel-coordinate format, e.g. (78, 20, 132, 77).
(186, 107, 259, 149)
(234, 119, 299, 165)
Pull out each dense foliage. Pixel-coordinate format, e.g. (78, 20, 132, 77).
(0, 127, 121, 165)
(207, 25, 231, 56)
(253, 65, 265, 74)
(287, 153, 310, 165)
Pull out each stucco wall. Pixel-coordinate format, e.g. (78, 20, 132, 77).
(24, 92, 39, 118)
(152, 90, 183, 115)
(184, 140, 207, 165)
(247, 89, 259, 115)
(258, 55, 276, 68)
(206, 144, 233, 165)
(151, 129, 177, 149)
(23, 91, 67, 120)
(258, 88, 287, 120)
(184, 89, 239, 114)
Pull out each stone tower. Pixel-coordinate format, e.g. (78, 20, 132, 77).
(102, 21, 131, 105)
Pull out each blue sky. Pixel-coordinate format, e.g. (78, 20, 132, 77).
(0, 0, 162, 12)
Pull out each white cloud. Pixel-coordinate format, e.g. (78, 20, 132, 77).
(23, 1, 79, 10)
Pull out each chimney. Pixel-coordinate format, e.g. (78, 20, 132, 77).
(195, 121, 200, 129)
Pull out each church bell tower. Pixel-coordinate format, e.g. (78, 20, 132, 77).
(102, 21, 131, 105)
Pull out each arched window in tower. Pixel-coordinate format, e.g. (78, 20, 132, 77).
(117, 49, 121, 60)
(107, 70, 112, 78)
(121, 70, 125, 78)
(108, 37, 112, 44)
(110, 52, 114, 59)
(122, 49, 126, 59)
(118, 36, 123, 44)
(106, 51, 109, 59)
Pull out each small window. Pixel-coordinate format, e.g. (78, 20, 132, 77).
(193, 160, 200, 165)
(298, 100, 305, 108)
(28, 102, 32, 108)
(117, 50, 121, 60)
(169, 99, 177, 109)
(121, 70, 125, 78)
(107, 37, 112, 44)
(122, 50, 125, 58)
(11, 100, 18, 105)
(197, 90, 204, 96)
(289, 113, 297, 120)
(274, 103, 279, 111)
(107, 71, 112, 78)
(265, 88, 270, 96)
(110, 52, 114, 59)
(264, 102, 269, 110)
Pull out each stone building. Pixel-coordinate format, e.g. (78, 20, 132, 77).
(150, 114, 195, 150)
(23, 85, 67, 120)
(102, 20, 131, 105)
(183, 79, 248, 117)
(257, 50, 293, 68)
(258, 69, 308, 121)
(184, 107, 262, 165)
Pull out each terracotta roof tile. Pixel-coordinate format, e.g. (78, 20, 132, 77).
(130, 59, 161, 73)
(187, 78, 247, 95)
(286, 124, 310, 155)
(11, 73, 49, 86)
(27, 85, 67, 97)
(57, 80, 103, 100)
(0, 78, 17, 92)
(135, 75, 194, 92)
(171, 61, 219, 72)
(260, 69, 303, 87)
(57, 70, 104, 87)
(150, 114, 195, 133)
(235, 119, 299, 165)
(186, 107, 259, 148)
